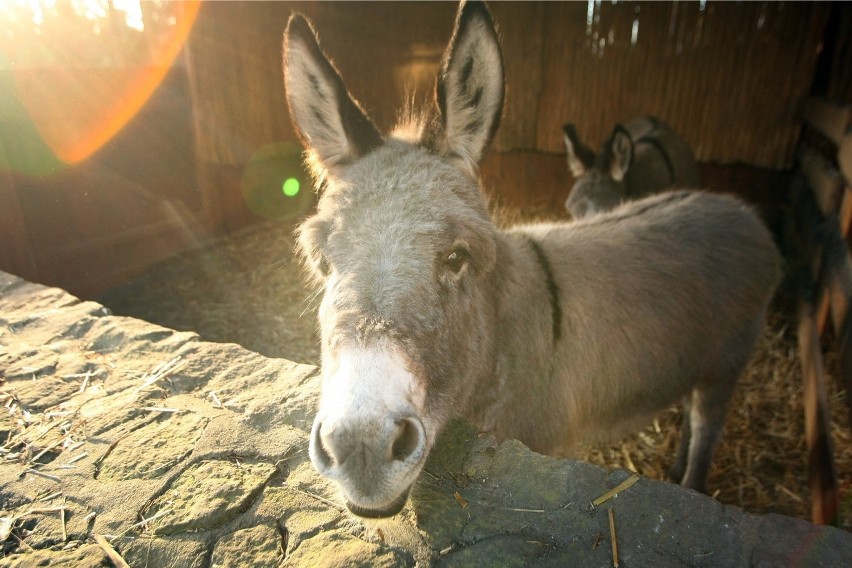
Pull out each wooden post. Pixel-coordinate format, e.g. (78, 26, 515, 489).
(799, 114, 852, 428)
(840, 135, 852, 188)
(804, 98, 852, 147)
(789, 168, 842, 525)
(796, 300, 840, 525)
(820, 225, 852, 428)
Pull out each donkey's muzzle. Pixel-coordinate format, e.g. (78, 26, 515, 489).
(314, 416, 424, 467)
(309, 414, 427, 517)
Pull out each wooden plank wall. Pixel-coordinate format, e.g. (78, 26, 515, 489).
(533, 2, 829, 166)
(186, 1, 830, 232)
(187, 1, 829, 167)
(0, 1, 846, 298)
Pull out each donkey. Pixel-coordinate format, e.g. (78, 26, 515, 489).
(283, 0, 780, 518)
(563, 117, 701, 219)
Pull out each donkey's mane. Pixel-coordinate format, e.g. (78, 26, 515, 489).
(390, 91, 435, 145)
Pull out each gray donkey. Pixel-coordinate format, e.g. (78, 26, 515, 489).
(283, 0, 780, 518)
(564, 117, 701, 219)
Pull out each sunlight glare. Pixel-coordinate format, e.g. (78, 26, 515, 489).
(114, 0, 144, 32)
(26, 0, 44, 25)
(0, 0, 201, 168)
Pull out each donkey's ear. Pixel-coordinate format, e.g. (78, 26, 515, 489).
(425, 0, 504, 174)
(283, 14, 382, 170)
(608, 125, 634, 181)
(562, 123, 595, 178)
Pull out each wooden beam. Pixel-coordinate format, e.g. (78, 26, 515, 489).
(799, 137, 852, 429)
(840, 134, 852, 186)
(800, 145, 846, 336)
(789, 173, 841, 525)
(804, 98, 852, 147)
(796, 300, 840, 525)
(838, 186, 852, 239)
(800, 147, 844, 218)
(820, 240, 852, 428)
(815, 185, 852, 334)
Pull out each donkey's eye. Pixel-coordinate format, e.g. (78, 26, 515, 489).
(316, 254, 331, 277)
(444, 248, 470, 274)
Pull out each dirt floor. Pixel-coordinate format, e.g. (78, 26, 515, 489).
(99, 216, 852, 529)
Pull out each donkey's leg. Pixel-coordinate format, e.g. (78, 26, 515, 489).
(679, 380, 737, 493)
(668, 397, 691, 484)
(681, 317, 764, 492)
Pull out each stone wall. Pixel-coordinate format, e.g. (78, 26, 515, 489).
(1, 270, 850, 566)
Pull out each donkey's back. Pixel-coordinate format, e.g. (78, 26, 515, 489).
(501, 190, 780, 490)
(622, 117, 701, 199)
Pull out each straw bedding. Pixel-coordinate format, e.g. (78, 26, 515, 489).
(100, 216, 851, 528)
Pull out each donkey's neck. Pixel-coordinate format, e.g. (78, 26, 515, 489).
(462, 230, 566, 448)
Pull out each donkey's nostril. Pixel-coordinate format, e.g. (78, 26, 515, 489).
(312, 420, 336, 469)
(391, 418, 423, 462)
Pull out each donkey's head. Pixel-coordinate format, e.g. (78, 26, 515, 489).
(284, 1, 504, 517)
(563, 123, 634, 219)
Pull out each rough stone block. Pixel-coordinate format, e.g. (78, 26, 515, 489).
(143, 460, 277, 535)
(211, 524, 283, 567)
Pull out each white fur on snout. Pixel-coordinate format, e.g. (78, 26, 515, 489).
(318, 345, 426, 422)
(310, 345, 431, 512)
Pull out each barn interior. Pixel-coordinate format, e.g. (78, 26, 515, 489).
(1, 0, 851, 538)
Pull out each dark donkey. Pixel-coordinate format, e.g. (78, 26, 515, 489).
(283, 0, 781, 518)
(563, 117, 701, 219)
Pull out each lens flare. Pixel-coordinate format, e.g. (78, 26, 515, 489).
(283, 178, 301, 197)
(241, 142, 312, 221)
(0, 1, 201, 171)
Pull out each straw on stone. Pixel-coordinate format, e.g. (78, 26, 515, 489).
(608, 508, 619, 568)
(592, 473, 641, 507)
(38, 491, 63, 502)
(93, 534, 130, 568)
(24, 506, 66, 515)
(60, 498, 67, 542)
(78, 371, 91, 393)
(300, 489, 345, 512)
(453, 491, 468, 509)
(133, 356, 186, 394)
(30, 433, 72, 465)
(23, 469, 60, 483)
(65, 452, 88, 465)
(44, 413, 74, 422)
(9, 419, 61, 450)
(130, 507, 172, 531)
(208, 390, 223, 408)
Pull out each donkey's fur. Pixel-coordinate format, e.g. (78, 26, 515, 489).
(564, 117, 701, 219)
(283, 0, 781, 518)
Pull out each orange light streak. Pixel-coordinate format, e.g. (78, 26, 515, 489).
(12, 1, 201, 164)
